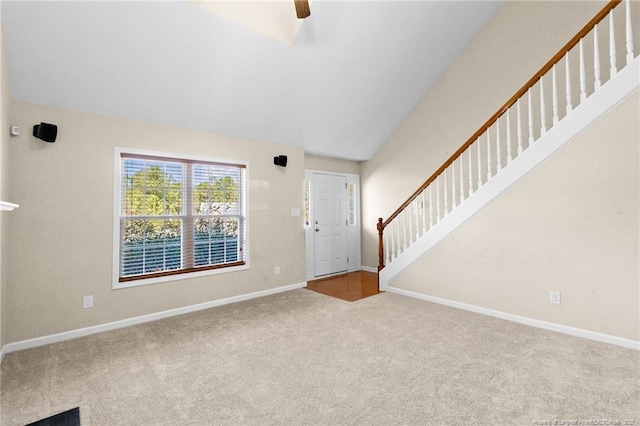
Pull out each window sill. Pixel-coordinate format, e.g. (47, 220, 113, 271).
(112, 262, 250, 289)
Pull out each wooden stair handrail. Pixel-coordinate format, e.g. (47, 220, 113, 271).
(381, 0, 621, 230)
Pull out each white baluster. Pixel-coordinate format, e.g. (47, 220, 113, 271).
(406, 214, 410, 248)
(610, 12, 618, 75)
(385, 229, 390, 264)
(626, 0, 634, 65)
(403, 210, 408, 250)
(540, 77, 547, 135)
(477, 137, 482, 188)
(388, 219, 398, 260)
(436, 176, 441, 222)
(451, 163, 457, 209)
(408, 207, 413, 244)
(408, 204, 413, 245)
(385, 224, 390, 261)
(390, 228, 395, 263)
(406, 211, 410, 248)
(565, 52, 573, 114)
(517, 98, 524, 155)
(443, 168, 448, 214)
(552, 64, 559, 125)
(496, 118, 502, 172)
(528, 91, 534, 145)
(391, 228, 395, 262)
(429, 185, 434, 228)
(459, 155, 465, 204)
(468, 147, 474, 195)
(398, 216, 403, 253)
(486, 130, 492, 180)
(418, 207, 422, 239)
(579, 39, 587, 102)
(422, 190, 427, 235)
(506, 109, 513, 164)
(594, 25, 602, 89)
(395, 219, 401, 257)
(396, 217, 401, 255)
(415, 199, 420, 240)
(397, 214, 402, 252)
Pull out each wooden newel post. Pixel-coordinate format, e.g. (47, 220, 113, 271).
(377, 218, 384, 271)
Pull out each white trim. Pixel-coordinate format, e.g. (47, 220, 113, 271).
(380, 57, 640, 289)
(304, 169, 357, 177)
(0, 201, 19, 211)
(361, 266, 378, 273)
(112, 147, 251, 289)
(387, 287, 640, 351)
(305, 169, 361, 280)
(1, 282, 306, 356)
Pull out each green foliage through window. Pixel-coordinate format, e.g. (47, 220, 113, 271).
(118, 153, 246, 282)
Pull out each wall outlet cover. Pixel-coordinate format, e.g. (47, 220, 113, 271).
(83, 295, 94, 309)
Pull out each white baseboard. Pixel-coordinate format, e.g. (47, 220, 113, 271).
(1, 282, 307, 358)
(387, 286, 640, 351)
(361, 266, 378, 273)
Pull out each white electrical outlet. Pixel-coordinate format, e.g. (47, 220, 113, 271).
(549, 291, 561, 305)
(83, 295, 94, 309)
(274, 266, 280, 275)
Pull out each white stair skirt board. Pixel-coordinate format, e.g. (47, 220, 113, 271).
(380, 56, 640, 290)
(387, 287, 640, 351)
(0, 282, 307, 361)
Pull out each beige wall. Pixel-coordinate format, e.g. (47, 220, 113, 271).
(0, 20, 10, 348)
(361, 0, 638, 341)
(393, 90, 639, 341)
(361, 1, 607, 268)
(304, 153, 360, 175)
(5, 101, 306, 343)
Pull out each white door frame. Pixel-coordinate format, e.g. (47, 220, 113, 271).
(305, 169, 361, 280)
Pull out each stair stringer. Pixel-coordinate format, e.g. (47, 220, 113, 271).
(379, 56, 639, 291)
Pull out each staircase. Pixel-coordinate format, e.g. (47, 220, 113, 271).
(377, 0, 640, 290)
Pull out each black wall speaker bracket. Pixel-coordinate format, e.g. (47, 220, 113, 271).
(274, 155, 288, 167)
(33, 122, 58, 143)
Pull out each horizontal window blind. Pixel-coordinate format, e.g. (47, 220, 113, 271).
(118, 152, 246, 283)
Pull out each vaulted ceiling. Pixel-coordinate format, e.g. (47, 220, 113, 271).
(1, 1, 502, 161)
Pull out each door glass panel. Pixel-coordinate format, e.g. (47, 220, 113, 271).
(347, 183, 356, 226)
(303, 179, 310, 229)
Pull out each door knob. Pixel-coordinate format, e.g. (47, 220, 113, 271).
(315, 228, 320, 232)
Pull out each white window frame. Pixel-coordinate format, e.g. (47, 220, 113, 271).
(112, 147, 250, 289)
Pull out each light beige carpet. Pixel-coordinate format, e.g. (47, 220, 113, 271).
(1, 289, 638, 425)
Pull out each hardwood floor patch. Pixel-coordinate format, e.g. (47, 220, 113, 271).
(306, 271, 381, 302)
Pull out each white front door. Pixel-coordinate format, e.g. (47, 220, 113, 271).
(313, 173, 348, 277)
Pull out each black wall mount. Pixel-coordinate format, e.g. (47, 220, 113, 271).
(274, 155, 287, 167)
(33, 122, 57, 143)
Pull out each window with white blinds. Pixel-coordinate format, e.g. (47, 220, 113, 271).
(116, 151, 247, 286)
